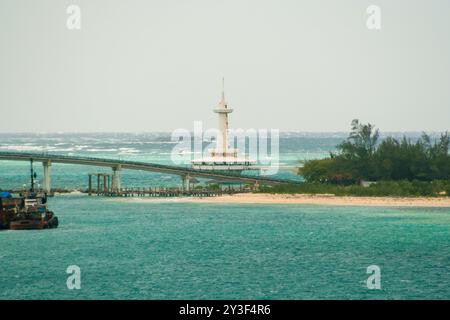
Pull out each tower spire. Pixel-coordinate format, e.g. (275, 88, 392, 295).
(220, 77, 226, 108)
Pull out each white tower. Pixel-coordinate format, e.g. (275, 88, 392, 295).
(213, 78, 234, 158)
(191, 78, 257, 171)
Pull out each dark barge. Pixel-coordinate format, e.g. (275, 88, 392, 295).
(0, 160, 58, 230)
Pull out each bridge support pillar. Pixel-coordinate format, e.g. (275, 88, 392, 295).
(88, 174, 92, 196)
(112, 165, 122, 193)
(43, 161, 52, 193)
(186, 175, 191, 192)
(181, 174, 191, 192)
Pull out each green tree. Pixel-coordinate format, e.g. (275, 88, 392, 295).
(298, 120, 449, 184)
(298, 158, 333, 183)
(336, 119, 379, 180)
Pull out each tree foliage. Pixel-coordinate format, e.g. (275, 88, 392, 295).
(299, 120, 450, 184)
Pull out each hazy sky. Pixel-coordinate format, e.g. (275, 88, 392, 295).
(0, 0, 449, 132)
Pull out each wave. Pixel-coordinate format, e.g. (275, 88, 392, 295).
(85, 148, 119, 152)
(0, 145, 57, 152)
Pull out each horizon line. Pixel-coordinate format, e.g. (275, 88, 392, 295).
(0, 130, 448, 135)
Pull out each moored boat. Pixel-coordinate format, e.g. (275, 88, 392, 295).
(0, 160, 59, 231)
(9, 197, 59, 230)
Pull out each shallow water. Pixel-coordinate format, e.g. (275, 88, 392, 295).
(1, 195, 448, 299)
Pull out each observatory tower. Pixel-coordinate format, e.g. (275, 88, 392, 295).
(191, 79, 256, 171)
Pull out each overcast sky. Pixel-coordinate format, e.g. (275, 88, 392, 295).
(0, 0, 449, 133)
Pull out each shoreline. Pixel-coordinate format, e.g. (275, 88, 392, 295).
(172, 193, 450, 207)
(5, 189, 449, 207)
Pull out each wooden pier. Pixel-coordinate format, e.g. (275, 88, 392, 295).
(93, 187, 230, 198)
(87, 173, 249, 198)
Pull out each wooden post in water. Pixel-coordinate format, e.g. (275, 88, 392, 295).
(107, 175, 111, 195)
(88, 174, 92, 196)
(101, 175, 105, 193)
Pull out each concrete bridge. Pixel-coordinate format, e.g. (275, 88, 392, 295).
(0, 151, 298, 193)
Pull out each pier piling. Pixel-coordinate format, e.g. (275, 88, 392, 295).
(43, 160, 52, 193)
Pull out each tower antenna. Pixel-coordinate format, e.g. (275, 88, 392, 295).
(221, 77, 225, 104)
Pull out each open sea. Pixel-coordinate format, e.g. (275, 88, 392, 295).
(0, 132, 449, 299)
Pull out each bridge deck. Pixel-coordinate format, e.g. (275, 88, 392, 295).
(0, 151, 299, 185)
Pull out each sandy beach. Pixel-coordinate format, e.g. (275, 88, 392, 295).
(181, 193, 450, 207)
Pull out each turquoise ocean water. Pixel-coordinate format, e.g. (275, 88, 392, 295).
(0, 133, 449, 299)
